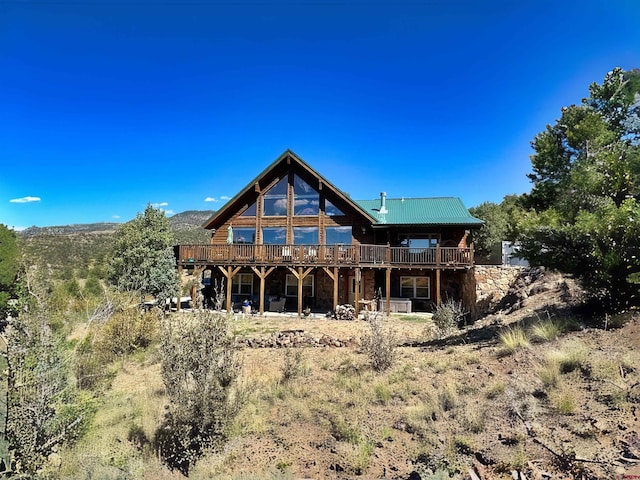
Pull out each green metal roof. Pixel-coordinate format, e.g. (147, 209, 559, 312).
(355, 197, 484, 226)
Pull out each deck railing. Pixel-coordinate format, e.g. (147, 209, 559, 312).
(175, 243, 473, 268)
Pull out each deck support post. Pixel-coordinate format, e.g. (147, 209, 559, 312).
(177, 265, 183, 312)
(288, 266, 313, 317)
(218, 266, 241, 312)
(190, 266, 206, 309)
(354, 267, 361, 318)
(322, 267, 340, 311)
(436, 268, 441, 306)
(385, 267, 391, 317)
(333, 267, 339, 310)
(251, 266, 276, 315)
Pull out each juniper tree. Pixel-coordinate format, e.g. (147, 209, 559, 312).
(107, 204, 179, 307)
(519, 68, 640, 310)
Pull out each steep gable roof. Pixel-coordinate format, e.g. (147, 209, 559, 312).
(202, 150, 376, 229)
(356, 197, 483, 227)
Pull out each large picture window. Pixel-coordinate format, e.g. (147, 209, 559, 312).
(293, 227, 318, 244)
(262, 227, 286, 244)
(400, 276, 430, 299)
(293, 174, 319, 216)
(285, 274, 314, 298)
(325, 226, 352, 245)
(263, 177, 288, 216)
(233, 228, 255, 244)
(232, 273, 254, 295)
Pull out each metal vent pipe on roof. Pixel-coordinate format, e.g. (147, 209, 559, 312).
(379, 191, 388, 214)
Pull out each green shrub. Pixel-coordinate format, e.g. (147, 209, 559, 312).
(83, 275, 104, 297)
(281, 348, 308, 383)
(431, 299, 466, 338)
(97, 309, 160, 358)
(360, 314, 397, 372)
(155, 310, 243, 476)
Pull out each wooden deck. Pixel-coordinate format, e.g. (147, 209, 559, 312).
(175, 243, 473, 269)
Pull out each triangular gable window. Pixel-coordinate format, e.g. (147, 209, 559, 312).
(240, 202, 257, 216)
(325, 199, 344, 216)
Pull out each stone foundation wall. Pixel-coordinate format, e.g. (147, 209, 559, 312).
(474, 265, 528, 313)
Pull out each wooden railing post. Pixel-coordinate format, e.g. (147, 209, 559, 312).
(436, 243, 441, 266)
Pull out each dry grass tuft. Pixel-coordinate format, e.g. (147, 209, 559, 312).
(498, 326, 530, 355)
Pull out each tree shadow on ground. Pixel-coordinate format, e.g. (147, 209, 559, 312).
(400, 304, 583, 350)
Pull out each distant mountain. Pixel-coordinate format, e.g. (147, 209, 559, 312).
(18, 210, 216, 238)
(168, 210, 215, 230)
(17, 210, 216, 277)
(19, 223, 120, 237)
(168, 210, 215, 244)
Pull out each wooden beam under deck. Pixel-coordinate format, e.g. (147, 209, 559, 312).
(251, 266, 276, 315)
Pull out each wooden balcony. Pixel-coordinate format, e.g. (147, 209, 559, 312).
(175, 243, 474, 269)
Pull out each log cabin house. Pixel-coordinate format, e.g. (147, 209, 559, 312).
(175, 150, 483, 316)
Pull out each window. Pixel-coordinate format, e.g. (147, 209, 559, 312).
(293, 174, 319, 215)
(285, 274, 314, 297)
(232, 273, 254, 295)
(325, 226, 352, 245)
(293, 227, 318, 244)
(325, 199, 344, 216)
(400, 276, 430, 299)
(240, 202, 257, 216)
(262, 227, 286, 244)
(233, 228, 255, 244)
(263, 177, 288, 216)
(399, 235, 438, 250)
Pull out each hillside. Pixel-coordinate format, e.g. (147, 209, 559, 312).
(57, 270, 640, 480)
(17, 210, 215, 275)
(20, 223, 120, 237)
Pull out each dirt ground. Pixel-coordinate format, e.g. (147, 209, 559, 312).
(63, 268, 640, 480)
(183, 268, 640, 480)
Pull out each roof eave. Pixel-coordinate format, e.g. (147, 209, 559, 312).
(203, 149, 377, 229)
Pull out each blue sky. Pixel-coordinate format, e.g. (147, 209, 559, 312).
(1, 0, 639, 229)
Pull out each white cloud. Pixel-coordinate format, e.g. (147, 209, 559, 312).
(205, 195, 230, 203)
(152, 201, 169, 208)
(112, 215, 121, 219)
(164, 210, 175, 216)
(9, 196, 41, 203)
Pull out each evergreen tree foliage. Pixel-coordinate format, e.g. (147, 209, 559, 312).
(107, 204, 179, 306)
(0, 225, 20, 319)
(4, 267, 93, 476)
(519, 68, 640, 310)
(469, 195, 523, 263)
